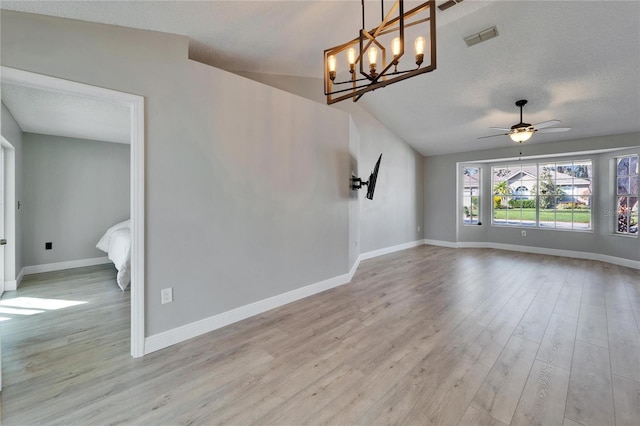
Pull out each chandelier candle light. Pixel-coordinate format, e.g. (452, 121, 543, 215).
(324, 0, 436, 104)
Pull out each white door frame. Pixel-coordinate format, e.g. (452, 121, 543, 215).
(0, 66, 146, 357)
(0, 138, 17, 294)
(0, 147, 5, 297)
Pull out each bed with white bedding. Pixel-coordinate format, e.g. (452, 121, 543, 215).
(96, 219, 131, 291)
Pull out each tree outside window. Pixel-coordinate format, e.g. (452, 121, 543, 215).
(491, 160, 592, 230)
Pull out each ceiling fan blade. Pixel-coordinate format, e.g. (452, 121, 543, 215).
(537, 127, 571, 133)
(533, 119, 561, 129)
(478, 133, 509, 139)
(489, 127, 512, 131)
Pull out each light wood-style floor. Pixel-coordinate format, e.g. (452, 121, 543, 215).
(1, 246, 639, 425)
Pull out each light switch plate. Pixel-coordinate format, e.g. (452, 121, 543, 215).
(161, 288, 173, 304)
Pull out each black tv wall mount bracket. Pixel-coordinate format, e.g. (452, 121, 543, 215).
(351, 176, 369, 190)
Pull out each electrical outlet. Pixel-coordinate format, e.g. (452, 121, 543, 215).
(521, 230, 527, 237)
(161, 288, 173, 304)
(45, 242, 53, 250)
(417, 226, 421, 232)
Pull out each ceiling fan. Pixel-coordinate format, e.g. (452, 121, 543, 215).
(479, 99, 571, 143)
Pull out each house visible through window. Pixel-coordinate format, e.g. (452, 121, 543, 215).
(491, 160, 592, 231)
(615, 155, 638, 235)
(463, 166, 480, 225)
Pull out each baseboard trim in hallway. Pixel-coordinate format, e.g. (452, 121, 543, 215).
(144, 239, 426, 354)
(144, 271, 353, 354)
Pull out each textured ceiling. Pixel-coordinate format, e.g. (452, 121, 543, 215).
(1, 83, 130, 144)
(1, 0, 639, 156)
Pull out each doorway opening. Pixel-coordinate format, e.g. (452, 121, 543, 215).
(0, 66, 145, 358)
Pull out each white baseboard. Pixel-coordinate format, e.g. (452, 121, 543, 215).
(145, 239, 428, 355)
(597, 254, 640, 270)
(348, 257, 361, 281)
(424, 239, 458, 249)
(456, 242, 487, 249)
(359, 239, 426, 261)
(145, 270, 352, 354)
(4, 267, 25, 291)
(425, 239, 640, 270)
(23, 257, 111, 275)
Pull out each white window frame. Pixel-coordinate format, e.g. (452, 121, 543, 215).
(490, 159, 593, 232)
(614, 154, 639, 237)
(462, 165, 481, 226)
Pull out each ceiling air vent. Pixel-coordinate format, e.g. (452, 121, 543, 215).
(438, 0, 463, 12)
(464, 26, 499, 47)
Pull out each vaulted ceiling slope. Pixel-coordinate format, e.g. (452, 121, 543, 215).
(1, 1, 639, 156)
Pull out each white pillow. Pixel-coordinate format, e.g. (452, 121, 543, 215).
(96, 219, 131, 252)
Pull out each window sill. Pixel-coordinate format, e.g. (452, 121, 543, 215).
(490, 223, 594, 234)
(610, 233, 639, 239)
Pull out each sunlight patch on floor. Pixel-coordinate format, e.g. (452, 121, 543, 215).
(0, 297, 88, 321)
(0, 306, 44, 315)
(0, 297, 87, 310)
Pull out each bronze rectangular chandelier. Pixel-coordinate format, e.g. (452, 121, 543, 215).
(324, 0, 437, 104)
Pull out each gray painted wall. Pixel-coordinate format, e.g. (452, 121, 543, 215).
(1, 11, 351, 335)
(234, 72, 426, 257)
(22, 133, 130, 266)
(0, 102, 23, 281)
(354, 110, 424, 253)
(348, 117, 360, 268)
(424, 133, 640, 261)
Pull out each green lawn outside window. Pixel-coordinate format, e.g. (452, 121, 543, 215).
(492, 208, 591, 223)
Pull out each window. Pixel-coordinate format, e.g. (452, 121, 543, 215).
(492, 163, 537, 227)
(491, 160, 592, 231)
(615, 155, 638, 235)
(538, 160, 592, 230)
(463, 166, 480, 225)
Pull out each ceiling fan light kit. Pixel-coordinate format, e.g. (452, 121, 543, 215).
(323, 0, 437, 104)
(509, 128, 534, 143)
(480, 99, 571, 143)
